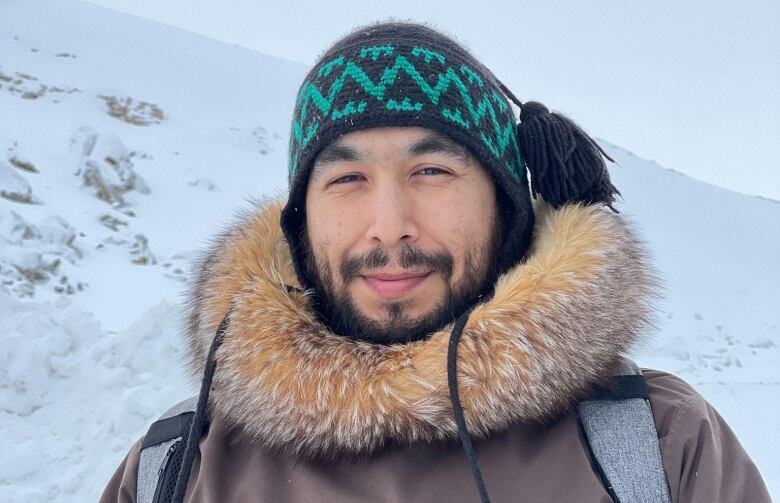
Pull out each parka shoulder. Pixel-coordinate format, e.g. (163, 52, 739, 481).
(643, 369, 772, 503)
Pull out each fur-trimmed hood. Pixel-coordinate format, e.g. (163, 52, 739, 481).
(184, 199, 660, 458)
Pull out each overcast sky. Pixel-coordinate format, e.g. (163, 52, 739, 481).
(85, 0, 780, 200)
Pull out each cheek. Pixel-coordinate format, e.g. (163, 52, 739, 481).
(307, 209, 358, 276)
(416, 178, 495, 275)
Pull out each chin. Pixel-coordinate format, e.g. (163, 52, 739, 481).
(359, 299, 434, 321)
(314, 280, 459, 345)
(354, 282, 442, 316)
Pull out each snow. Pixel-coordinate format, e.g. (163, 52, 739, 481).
(0, 291, 188, 502)
(0, 0, 777, 501)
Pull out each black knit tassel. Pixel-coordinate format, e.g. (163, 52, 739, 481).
(516, 101, 621, 211)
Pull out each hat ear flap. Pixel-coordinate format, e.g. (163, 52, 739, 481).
(516, 101, 621, 211)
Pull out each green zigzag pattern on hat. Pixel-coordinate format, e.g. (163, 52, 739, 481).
(289, 45, 523, 180)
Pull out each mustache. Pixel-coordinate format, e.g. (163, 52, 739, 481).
(340, 246, 454, 282)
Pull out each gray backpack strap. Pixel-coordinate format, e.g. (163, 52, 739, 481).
(577, 357, 672, 503)
(137, 396, 198, 503)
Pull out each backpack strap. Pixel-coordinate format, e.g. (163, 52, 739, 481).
(577, 357, 672, 503)
(138, 397, 197, 503)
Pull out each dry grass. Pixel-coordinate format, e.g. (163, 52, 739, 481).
(98, 95, 164, 126)
(0, 70, 80, 101)
(9, 156, 38, 173)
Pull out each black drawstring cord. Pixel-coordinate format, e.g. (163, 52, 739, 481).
(447, 310, 491, 503)
(171, 313, 230, 503)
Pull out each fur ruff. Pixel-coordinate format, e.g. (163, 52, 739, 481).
(184, 199, 660, 458)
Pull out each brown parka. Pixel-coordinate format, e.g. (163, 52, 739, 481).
(101, 201, 771, 502)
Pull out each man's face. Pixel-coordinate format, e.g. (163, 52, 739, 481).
(304, 127, 501, 343)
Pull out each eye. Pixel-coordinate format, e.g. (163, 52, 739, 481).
(414, 166, 451, 176)
(328, 174, 364, 186)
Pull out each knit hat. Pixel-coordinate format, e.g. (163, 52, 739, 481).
(281, 22, 619, 291)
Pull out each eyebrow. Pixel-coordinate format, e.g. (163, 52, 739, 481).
(310, 131, 471, 180)
(311, 144, 362, 180)
(405, 132, 470, 163)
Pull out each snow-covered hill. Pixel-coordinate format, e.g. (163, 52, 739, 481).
(0, 0, 777, 501)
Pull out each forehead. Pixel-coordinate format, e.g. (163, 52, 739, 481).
(331, 126, 456, 149)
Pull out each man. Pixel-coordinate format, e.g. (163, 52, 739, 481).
(101, 22, 770, 502)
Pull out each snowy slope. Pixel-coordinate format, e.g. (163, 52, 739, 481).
(0, 0, 777, 501)
(0, 0, 303, 330)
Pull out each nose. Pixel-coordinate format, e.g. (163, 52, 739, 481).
(364, 182, 420, 247)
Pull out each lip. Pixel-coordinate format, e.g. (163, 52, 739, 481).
(362, 271, 431, 299)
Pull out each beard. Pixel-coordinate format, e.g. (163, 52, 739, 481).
(301, 217, 503, 344)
